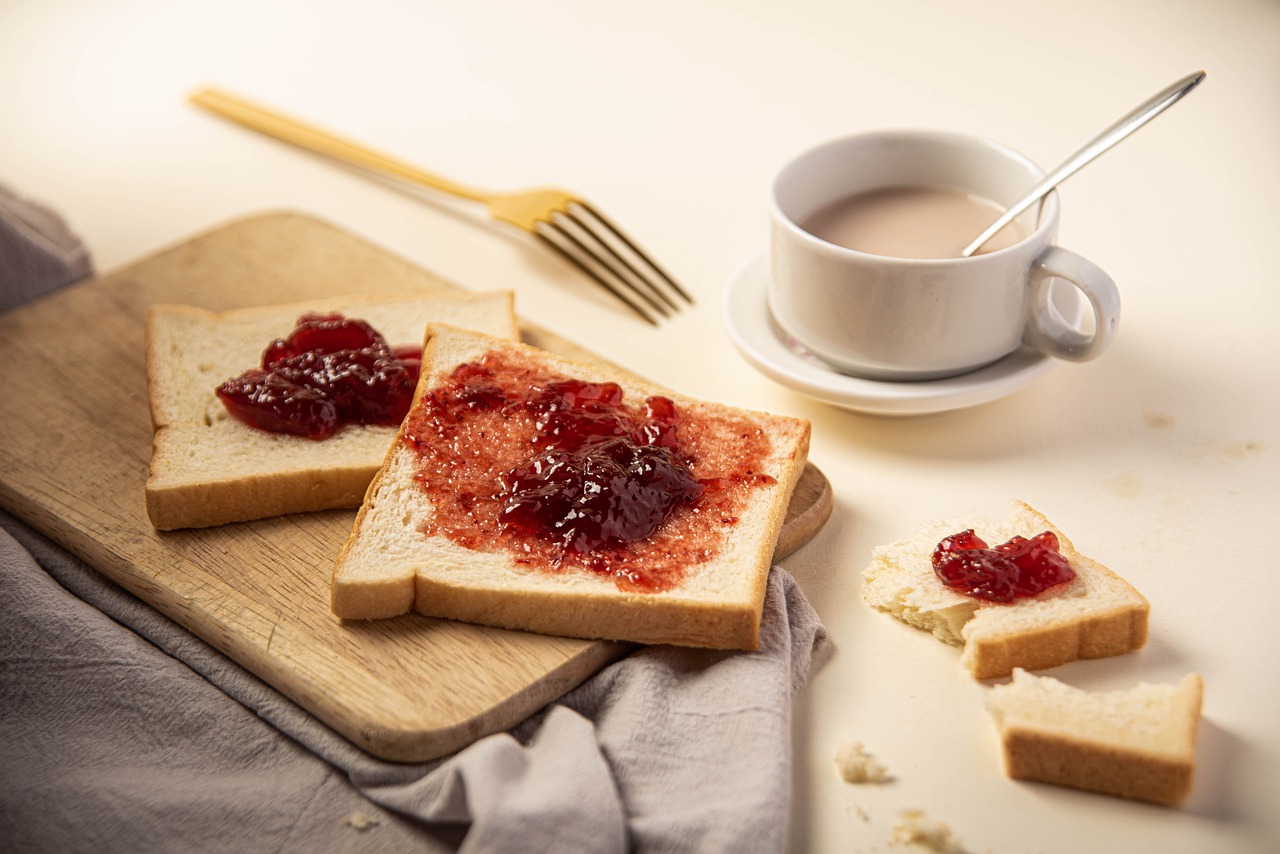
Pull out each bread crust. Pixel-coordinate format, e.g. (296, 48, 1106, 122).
(145, 455, 374, 530)
(331, 324, 811, 650)
(1001, 725, 1195, 805)
(966, 602, 1150, 680)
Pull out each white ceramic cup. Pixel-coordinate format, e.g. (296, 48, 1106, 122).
(768, 130, 1120, 381)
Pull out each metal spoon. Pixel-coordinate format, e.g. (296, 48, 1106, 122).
(962, 70, 1206, 257)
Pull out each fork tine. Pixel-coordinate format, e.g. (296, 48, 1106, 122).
(557, 207, 680, 315)
(534, 227, 662, 326)
(570, 201, 695, 307)
(545, 215, 678, 323)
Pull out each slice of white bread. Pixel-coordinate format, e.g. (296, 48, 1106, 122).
(862, 501, 1149, 679)
(986, 669, 1203, 805)
(331, 324, 811, 650)
(145, 291, 517, 530)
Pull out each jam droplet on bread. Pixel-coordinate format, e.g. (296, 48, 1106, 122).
(216, 314, 420, 440)
(403, 351, 777, 592)
(931, 529, 1075, 602)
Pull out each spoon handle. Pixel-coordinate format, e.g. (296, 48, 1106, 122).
(961, 70, 1206, 257)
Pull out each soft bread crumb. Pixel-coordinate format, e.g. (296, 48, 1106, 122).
(342, 812, 379, 831)
(834, 740, 890, 783)
(890, 809, 965, 853)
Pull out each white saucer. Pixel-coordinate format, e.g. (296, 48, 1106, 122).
(722, 254, 1058, 416)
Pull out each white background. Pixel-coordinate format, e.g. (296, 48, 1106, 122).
(3, 1, 1277, 851)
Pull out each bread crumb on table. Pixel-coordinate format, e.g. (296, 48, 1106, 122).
(342, 812, 379, 831)
(834, 740, 891, 783)
(890, 809, 966, 853)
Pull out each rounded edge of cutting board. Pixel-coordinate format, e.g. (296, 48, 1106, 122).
(773, 462, 831, 562)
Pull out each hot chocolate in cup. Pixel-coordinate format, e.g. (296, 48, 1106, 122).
(768, 130, 1120, 381)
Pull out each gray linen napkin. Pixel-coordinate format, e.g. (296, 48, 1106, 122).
(0, 183, 93, 311)
(0, 517, 825, 853)
(0, 191, 828, 853)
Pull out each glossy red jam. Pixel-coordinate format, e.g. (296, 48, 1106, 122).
(402, 350, 780, 592)
(216, 314, 420, 440)
(931, 529, 1075, 603)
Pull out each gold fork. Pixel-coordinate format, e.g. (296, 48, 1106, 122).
(189, 88, 691, 325)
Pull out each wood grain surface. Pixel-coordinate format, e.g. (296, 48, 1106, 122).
(0, 211, 832, 762)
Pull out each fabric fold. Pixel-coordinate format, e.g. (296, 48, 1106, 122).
(0, 183, 92, 311)
(2, 515, 826, 853)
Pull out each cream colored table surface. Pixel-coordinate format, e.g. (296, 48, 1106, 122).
(3, 1, 1276, 851)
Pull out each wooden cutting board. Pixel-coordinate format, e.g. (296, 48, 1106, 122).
(0, 211, 832, 762)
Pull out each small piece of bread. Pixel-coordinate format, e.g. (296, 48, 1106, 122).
(331, 324, 811, 650)
(890, 809, 965, 854)
(833, 740, 890, 784)
(862, 501, 1149, 679)
(145, 291, 517, 530)
(986, 669, 1203, 805)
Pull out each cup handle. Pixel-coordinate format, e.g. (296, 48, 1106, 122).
(1024, 245, 1121, 362)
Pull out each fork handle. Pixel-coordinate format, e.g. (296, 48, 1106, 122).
(190, 87, 492, 204)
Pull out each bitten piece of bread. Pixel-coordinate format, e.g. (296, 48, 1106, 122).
(331, 324, 811, 650)
(145, 291, 517, 530)
(986, 669, 1203, 805)
(862, 501, 1149, 679)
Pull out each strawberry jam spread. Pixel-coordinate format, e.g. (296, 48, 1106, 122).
(932, 530, 1075, 603)
(216, 314, 420, 440)
(402, 350, 779, 593)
